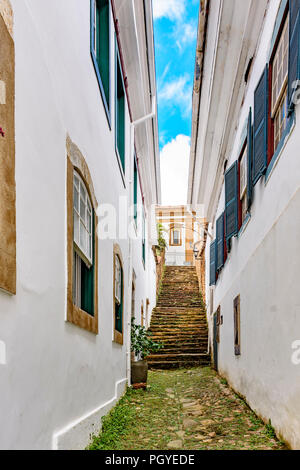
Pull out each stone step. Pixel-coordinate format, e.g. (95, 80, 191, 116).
(148, 357, 211, 370)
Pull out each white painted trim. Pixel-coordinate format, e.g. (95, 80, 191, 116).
(52, 378, 127, 450)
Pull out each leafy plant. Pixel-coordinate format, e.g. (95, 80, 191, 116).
(131, 319, 163, 359)
(156, 223, 167, 253)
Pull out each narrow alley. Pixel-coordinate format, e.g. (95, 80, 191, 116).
(88, 368, 287, 451)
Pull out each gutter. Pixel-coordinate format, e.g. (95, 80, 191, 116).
(188, 0, 210, 205)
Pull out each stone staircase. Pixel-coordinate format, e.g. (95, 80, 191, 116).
(148, 266, 210, 369)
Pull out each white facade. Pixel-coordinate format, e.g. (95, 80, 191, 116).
(0, 0, 160, 450)
(189, 0, 300, 449)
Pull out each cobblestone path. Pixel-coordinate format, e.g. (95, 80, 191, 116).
(88, 368, 287, 451)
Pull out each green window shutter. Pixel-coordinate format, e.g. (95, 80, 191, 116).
(81, 211, 95, 316)
(116, 49, 125, 172)
(288, 0, 300, 110)
(225, 161, 239, 242)
(142, 210, 146, 265)
(247, 108, 253, 210)
(134, 158, 138, 223)
(91, 0, 110, 120)
(216, 213, 225, 272)
(253, 66, 269, 185)
(209, 240, 217, 286)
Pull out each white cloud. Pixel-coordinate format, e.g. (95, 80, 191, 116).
(160, 135, 190, 205)
(158, 74, 192, 118)
(153, 0, 186, 21)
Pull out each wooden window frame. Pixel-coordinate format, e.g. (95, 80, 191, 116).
(0, 12, 16, 295)
(90, 0, 111, 127)
(268, 7, 290, 162)
(67, 137, 99, 335)
(113, 244, 124, 345)
(234, 295, 241, 356)
(169, 225, 182, 247)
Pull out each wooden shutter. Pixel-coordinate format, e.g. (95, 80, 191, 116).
(209, 241, 217, 286)
(288, 0, 300, 109)
(247, 108, 253, 210)
(253, 66, 268, 185)
(225, 161, 238, 242)
(216, 213, 224, 272)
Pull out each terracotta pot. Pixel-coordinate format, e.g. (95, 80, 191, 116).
(131, 360, 148, 385)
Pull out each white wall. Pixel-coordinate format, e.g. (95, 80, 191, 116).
(0, 0, 158, 450)
(204, 0, 300, 449)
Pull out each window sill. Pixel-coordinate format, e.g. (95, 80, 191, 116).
(265, 111, 295, 184)
(238, 213, 251, 238)
(114, 330, 123, 345)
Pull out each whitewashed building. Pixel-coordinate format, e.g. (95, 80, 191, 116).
(188, 0, 300, 449)
(0, 0, 160, 450)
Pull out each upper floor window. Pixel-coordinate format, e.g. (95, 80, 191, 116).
(134, 157, 138, 225)
(239, 144, 248, 226)
(91, 0, 110, 122)
(271, 14, 289, 151)
(115, 43, 126, 175)
(170, 227, 182, 246)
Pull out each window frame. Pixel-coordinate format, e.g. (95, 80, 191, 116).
(238, 140, 248, 230)
(90, 0, 111, 127)
(169, 225, 182, 247)
(67, 138, 99, 335)
(234, 295, 241, 356)
(268, 6, 290, 161)
(113, 244, 124, 345)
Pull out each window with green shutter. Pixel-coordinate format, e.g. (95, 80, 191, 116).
(253, 66, 269, 184)
(115, 43, 126, 174)
(142, 210, 146, 266)
(73, 172, 95, 317)
(209, 240, 217, 286)
(134, 157, 138, 225)
(91, 0, 110, 123)
(216, 213, 224, 272)
(225, 161, 239, 242)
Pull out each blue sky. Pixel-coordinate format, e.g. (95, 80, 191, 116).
(153, 0, 199, 205)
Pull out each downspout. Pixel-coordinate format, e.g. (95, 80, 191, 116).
(188, 0, 210, 205)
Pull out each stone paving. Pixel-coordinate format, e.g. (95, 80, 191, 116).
(88, 368, 287, 451)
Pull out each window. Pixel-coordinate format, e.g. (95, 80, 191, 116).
(142, 210, 146, 266)
(170, 227, 182, 246)
(239, 144, 248, 226)
(134, 157, 138, 225)
(91, 0, 110, 120)
(73, 172, 95, 316)
(234, 295, 241, 356)
(115, 44, 125, 174)
(271, 15, 289, 152)
(113, 245, 124, 344)
(67, 137, 98, 334)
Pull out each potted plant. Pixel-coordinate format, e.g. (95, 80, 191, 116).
(131, 319, 163, 387)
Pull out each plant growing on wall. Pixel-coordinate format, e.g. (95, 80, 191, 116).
(131, 319, 163, 360)
(156, 223, 167, 254)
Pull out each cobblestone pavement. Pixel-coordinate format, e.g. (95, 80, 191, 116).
(88, 368, 287, 451)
